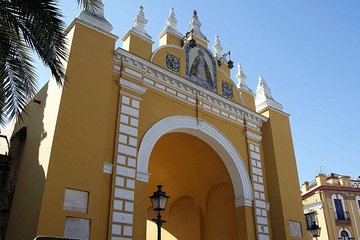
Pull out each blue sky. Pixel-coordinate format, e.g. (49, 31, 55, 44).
(35, 1, 360, 184)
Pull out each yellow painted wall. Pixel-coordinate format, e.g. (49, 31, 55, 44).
(240, 90, 256, 112)
(123, 31, 153, 60)
(260, 108, 307, 239)
(159, 32, 182, 46)
(33, 20, 117, 239)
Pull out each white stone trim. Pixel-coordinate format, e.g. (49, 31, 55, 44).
(136, 171, 150, 182)
(244, 131, 262, 142)
(77, 7, 113, 33)
(150, 44, 183, 62)
(137, 115, 253, 204)
(118, 78, 147, 94)
(103, 162, 113, 174)
(303, 201, 323, 214)
(331, 194, 347, 214)
(122, 29, 154, 45)
(124, 67, 143, 79)
(338, 227, 352, 238)
(115, 48, 268, 127)
(235, 198, 253, 208)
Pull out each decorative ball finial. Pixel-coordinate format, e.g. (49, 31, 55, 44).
(133, 5, 148, 34)
(166, 7, 178, 30)
(213, 35, 223, 58)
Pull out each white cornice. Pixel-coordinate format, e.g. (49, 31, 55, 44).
(67, 19, 118, 40)
(115, 48, 268, 127)
(137, 171, 150, 182)
(118, 78, 147, 94)
(122, 29, 154, 44)
(303, 201, 323, 214)
(235, 198, 253, 208)
(244, 131, 262, 142)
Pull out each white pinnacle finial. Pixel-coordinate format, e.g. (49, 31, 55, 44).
(213, 35, 223, 58)
(255, 75, 283, 112)
(189, 10, 207, 40)
(236, 63, 251, 91)
(166, 7, 178, 30)
(133, 5, 148, 34)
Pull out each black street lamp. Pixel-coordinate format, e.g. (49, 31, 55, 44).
(309, 221, 321, 240)
(149, 185, 170, 240)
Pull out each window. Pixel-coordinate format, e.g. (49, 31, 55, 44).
(339, 229, 353, 240)
(331, 194, 348, 222)
(334, 199, 345, 220)
(305, 212, 316, 229)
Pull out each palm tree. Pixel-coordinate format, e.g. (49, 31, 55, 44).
(0, 0, 99, 126)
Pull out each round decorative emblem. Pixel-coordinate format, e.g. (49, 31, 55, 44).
(166, 53, 180, 74)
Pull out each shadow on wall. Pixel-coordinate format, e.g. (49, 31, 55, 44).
(2, 83, 50, 240)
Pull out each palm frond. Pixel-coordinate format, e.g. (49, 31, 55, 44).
(0, 33, 37, 125)
(76, 0, 101, 11)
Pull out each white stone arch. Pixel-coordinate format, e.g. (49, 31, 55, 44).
(338, 227, 352, 239)
(137, 115, 253, 206)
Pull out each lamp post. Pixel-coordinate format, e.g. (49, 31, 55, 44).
(309, 221, 321, 240)
(149, 185, 169, 240)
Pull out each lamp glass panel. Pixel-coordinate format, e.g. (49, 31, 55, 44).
(159, 195, 168, 210)
(151, 196, 160, 210)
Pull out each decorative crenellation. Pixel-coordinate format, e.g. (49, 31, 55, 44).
(114, 48, 268, 129)
(246, 137, 270, 240)
(110, 93, 142, 240)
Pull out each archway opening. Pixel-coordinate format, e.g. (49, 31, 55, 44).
(146, 132, 237, 240)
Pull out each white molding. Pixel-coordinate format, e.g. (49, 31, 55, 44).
(119, 91, 143, 101)
(69, 19, 118, 40)
(103, 162, 113, 174)
(122, 29, 154, 45)
(303, 201, 323, 214)
(158, 27, 183, 40)
(235, 198, 253, 208)
(118, 78, 147, 94)
(136, 115, 254, 204)
(338, 227, 352, 238)
(244, 131, 262, 142)
(115, 48, 268, 127)
(137, 171, 150, 182)
(77, 10, 113, 34)
(356, 196, 360, 214)
(150, 44, 183, 62)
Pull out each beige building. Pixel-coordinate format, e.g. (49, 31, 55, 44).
(302, 173, 360, 240)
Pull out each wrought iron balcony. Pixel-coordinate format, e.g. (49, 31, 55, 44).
(335, 211, 351, 225)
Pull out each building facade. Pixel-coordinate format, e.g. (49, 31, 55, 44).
(302, 173, 360, 240)
(3, 2, 306, 240)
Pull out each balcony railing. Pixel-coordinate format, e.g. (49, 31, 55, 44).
(335, 211, 351, 225)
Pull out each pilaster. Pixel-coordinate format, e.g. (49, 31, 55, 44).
(109, 82, 147, 240)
